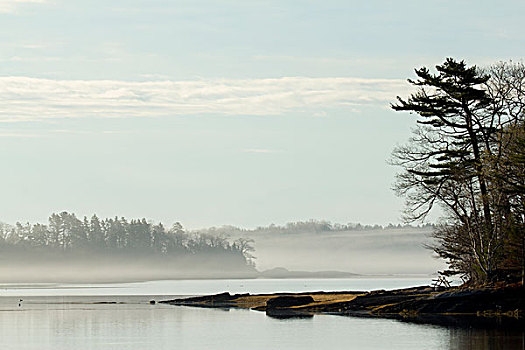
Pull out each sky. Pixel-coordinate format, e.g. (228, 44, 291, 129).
(1, 0, 524, 229)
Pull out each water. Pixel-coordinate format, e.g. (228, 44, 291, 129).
(0, 276, 439, 296)
(0, 278, 522, 350)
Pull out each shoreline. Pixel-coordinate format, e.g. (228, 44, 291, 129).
(159, 284, 525, 328)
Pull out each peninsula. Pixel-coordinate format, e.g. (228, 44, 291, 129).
(160, 283, 525, 327)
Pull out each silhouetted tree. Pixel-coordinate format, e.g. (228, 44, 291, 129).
(392, 58, 525, 283)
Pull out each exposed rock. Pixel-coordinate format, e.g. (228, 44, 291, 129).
(266, 296, 315, 309)
(159, 284, 525, 329)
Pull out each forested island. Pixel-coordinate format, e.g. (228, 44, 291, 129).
(0, 213, 440, 281)
(0, 212, 257, 282)
(0, 213, 424, 281)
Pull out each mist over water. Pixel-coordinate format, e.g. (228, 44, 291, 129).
(222, 226, 444, 275)
(1, 215, 442, 282)
(0, 214, 257, 283)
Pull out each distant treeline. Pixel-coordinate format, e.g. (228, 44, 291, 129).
(196, 220, 436, 235)
(0, 212, 255, 267)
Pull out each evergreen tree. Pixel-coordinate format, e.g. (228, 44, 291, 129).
(89, 214, 105, 249)
(392, 58, 525, 283)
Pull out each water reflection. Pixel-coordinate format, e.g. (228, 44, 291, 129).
(395, 314, 525, 330)
(370, 314, 525, 349)
(448, 328, 525, 350)
(0, 294, 522, 350)
(377, 314, 525, 350)
(265, 311, 314, 320)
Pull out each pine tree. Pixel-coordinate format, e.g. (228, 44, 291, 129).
(392, 58, 505, 282)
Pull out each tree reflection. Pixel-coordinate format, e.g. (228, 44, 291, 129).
(448, 328, 525, 350)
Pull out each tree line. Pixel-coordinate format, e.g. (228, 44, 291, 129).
(198, 220, 435, 236)
(392, 59, 525, 284)
(0, 212, 255, 267)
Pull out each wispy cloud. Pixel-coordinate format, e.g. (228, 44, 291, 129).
(0, 131, 42, 138)
(5, 56, 60, 62)
(19, 43, 47, 49)
(0, 0, 46, 14)
(243, 149, 281, 154)
(0, 76, 410, 122)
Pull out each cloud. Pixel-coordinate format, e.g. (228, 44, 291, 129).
(0, 76, 410, 122)
(6, 56, 60, 62)
(0, 131, 42, 138)
(0, 0, 46, 13)
(19, 44, 47, 49)
(243, 149, 280, 154)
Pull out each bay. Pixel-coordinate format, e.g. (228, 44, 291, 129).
(0, 278, 522, 350)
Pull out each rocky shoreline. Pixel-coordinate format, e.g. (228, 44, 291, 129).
(160, 284, 525, 327)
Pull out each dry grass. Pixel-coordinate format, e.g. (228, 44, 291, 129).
(232, 293, 362, 309)
(290, 293, 362, 309)
(233, 295, 274, 308)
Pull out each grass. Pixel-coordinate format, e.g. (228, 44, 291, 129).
(232, 293, 362, 309)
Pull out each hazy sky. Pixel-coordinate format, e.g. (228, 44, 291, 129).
(1, 0, 524, 228)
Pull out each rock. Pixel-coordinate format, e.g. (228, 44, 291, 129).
(266, 296, 314, 309)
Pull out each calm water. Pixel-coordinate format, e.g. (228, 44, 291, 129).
(0, 278, 523, 350)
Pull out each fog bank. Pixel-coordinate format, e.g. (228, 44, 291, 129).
(222, 226, 445, 275)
